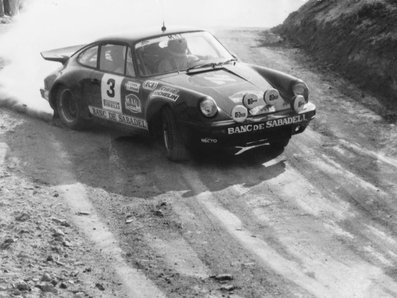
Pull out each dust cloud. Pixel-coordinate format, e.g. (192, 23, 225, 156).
(0, 0, 306, 114)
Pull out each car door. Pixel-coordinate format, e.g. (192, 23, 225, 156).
(84, 43, 148, 131)
(95, 43, 126, 117)
(120, 46, 148, 130)
(76, 44, 101, 108)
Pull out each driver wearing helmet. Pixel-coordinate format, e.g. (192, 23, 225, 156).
(158, 38, 197, 73)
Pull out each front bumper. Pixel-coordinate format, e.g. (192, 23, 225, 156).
(40, 88, 49, 101)
(182, 102, 316, 147)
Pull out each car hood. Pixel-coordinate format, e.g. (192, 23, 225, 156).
(159, 64, 274, 115)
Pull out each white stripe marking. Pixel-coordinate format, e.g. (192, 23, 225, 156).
(0, 142, 8, 165)
(340, 139, 397, 169)
(181, 166, 397, 298)
(146, 234, 210, 278)
(58, 184, 165, 298)
(181, 167, 331, 297)
(50, 138, 165, 298)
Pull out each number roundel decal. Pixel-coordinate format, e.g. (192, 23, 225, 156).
(101, 74, 123, 113)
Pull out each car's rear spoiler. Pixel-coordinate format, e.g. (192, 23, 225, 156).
(40, 44, 86, 64)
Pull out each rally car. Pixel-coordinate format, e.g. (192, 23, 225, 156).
(40, 27, 316, 161)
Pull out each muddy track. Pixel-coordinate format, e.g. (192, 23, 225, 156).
(1, 29, 397, 297)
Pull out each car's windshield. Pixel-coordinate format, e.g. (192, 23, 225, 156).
(135, 31, 233, 76)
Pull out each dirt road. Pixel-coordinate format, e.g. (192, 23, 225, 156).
(1, 29, 397, 297)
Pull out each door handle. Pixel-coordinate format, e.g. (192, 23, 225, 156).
(90, 78, 100, 85)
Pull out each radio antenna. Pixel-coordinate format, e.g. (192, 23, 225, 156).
(159, 0, 166, 32)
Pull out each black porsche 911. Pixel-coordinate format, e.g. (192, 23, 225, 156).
(40, 27, 316, 161)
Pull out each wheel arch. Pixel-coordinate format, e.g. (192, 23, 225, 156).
(146, 99, 173, 136)
(49, 82, 66, 112)
(49, 81, 89, 119)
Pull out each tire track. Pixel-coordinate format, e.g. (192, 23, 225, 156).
(177, 162, 397, 298)
(0, 142, 8, 165)
(179, 166, 331, 297)
(49, 136, 166, 298)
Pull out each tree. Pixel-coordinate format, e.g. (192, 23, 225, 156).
(9, 0, 20, 15)
(1, 0, 20, 16)
(0, 0, 4, 17)
(3, 0, 9, 15)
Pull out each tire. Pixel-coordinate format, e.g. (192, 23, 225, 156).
(161, 107, 189, 161)
(56, 87, 85, 130)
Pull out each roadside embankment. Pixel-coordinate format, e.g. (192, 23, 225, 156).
(274, 0, 397, 110)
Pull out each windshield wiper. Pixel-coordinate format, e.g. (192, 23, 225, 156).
(187, 62, 218, 72)
(187, 58, 238, 73)
(219, 58, 237, 66)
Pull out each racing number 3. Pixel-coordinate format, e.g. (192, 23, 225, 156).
(106, 78, 116, 98)
(101, 74, 123, 113)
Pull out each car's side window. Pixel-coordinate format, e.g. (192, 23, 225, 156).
(78, 45, 98, 68)
(99, 44, 127, 75)
(126, 47, 136, 77)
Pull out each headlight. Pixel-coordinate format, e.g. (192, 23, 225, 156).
(231, 105, 248, 123)
(264, 88, 281, 106)
(242, 93, 260, 110)
(292, 81, 309, 101)
(200, 97, 218, 118)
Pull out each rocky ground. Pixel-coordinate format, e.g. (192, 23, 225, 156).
(274, 0, 397, 111)
(0, 105, 128, 297)
(1, 25, 397, 298)
(0, 33, 127, 297)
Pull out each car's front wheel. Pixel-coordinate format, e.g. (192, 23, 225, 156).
(56, 87, 85, 130)
(161, 107, 189, 161)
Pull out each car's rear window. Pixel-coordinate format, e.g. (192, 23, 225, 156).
(78, 46, 98, 68)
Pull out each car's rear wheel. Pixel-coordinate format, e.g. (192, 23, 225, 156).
(56, 87, 85, 130)
(161, 107, 189, 161)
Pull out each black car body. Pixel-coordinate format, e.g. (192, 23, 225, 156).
(40, 28, 316, 160)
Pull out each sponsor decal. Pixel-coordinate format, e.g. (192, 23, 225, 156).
(203, 73, 236, 85)
(103, 99, 120, 110)
(227, 114, 307, 135)
(266, 114, 307, 128)
(152, 86, 180, 101)
(135, 40, 150, 48)
(125, 94, 142, 113)
(201, 138, 218, 144)
(89, 106, 148, 130)
(168, 34, 183, 40)
(125, 81, 140, 93)
(101, 74, 123, 113)
(143, 80, 158, 91)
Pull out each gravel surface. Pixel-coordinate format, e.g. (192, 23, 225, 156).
(1, 27, 397, 297)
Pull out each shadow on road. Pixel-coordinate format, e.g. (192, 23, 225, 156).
(2, 108, 286, 199)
